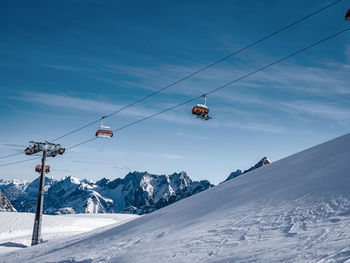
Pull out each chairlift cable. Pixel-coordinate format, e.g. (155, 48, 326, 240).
(48, 0, 340, 143)
(65, 27, 350, 150)
(0, 157, 41, 167)
(1, 25, 348, 167)
(115, 28, 350, 130)
(0, 152, 24, 160)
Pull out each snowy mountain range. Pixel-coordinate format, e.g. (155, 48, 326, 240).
(0, 158, 270, 215)
(0, 171, 212, 215)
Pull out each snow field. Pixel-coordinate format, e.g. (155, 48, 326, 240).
(0, 212, 138, 257)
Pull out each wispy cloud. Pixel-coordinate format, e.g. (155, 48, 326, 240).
(11, 50, 350, 135)
(113, 165, 134, 171)
(91, 60, 245, 96)
(214, 90, 350, 126)
(0, 142, 27, 152)
(94, 77, 126, 87)
(47, 65, 95, 72)
(225, 121, 284, 133)
(345, 45, 350, 63)
(89, 56, 350, 101)
(9, 88, 346, 135)
(161, 154, 182, 160)
(280, 101, 350, 124)
(172, 132, 208, 140)
(11, 91, 154, 118)
(7, 91, 211, 128)
(246, 64, 350, 96)
(0, 103, 16, 110)
(1, 143, 26, 148)
(72, 160, 92, 164)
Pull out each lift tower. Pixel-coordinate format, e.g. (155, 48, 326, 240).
(24, 141, 65, 246)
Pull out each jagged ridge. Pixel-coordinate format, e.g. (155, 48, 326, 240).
(0, 171, 212, 215)
(224, 156, 271, 182)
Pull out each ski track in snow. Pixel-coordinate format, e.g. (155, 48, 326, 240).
(2, 133, 350, 263)
(0, 213, 138, 259)
(151, 196, 350, 263)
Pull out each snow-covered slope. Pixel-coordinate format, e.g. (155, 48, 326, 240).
(3, 133, 350, 263)
(0, 212, 138, 257)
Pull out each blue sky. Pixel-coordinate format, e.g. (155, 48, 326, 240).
(0, 0, 349, 184)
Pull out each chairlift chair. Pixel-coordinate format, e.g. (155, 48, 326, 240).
(35, 165, 50, 173)
(96, 116, 113, 138)
(191, 94, 212, 120)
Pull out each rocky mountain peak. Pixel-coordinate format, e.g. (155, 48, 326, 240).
(96, 178, 110, 187)
(62, 175, 81, 185)
(224, 157, 272, 183)
(256, 157, 271, 167)
(0, 190, 16, 212)
(244, 157, 271, 173)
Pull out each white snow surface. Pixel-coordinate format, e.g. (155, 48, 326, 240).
(0, 213, 138, 258)
(2, 133, 350, 263)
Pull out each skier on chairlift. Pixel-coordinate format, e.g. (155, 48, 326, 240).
(96, 116, 113, 138)
(191, 94, 212, 120)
